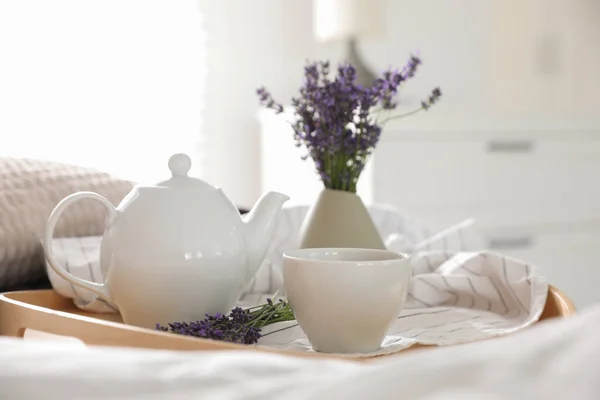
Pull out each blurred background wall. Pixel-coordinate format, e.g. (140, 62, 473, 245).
(199, 0, 600, 206)
(1, 0, 599, 306)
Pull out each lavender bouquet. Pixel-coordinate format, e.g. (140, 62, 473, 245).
(257, 56, 441, 192)
(156, 297, 294, 345)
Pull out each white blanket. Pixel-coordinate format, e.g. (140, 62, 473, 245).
(1, 305, 599, 399)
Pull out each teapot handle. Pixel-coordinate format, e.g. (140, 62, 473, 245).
(42, 192, 117, 303)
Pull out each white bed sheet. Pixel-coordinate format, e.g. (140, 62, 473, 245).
(1, 304, 600, 400)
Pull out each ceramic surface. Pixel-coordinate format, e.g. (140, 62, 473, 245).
(299, 189, 386, 250)
(43, 154, 289, 328)
(283, 248, 411, 354)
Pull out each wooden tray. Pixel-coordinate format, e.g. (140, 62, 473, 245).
(0, 287, 576, 361)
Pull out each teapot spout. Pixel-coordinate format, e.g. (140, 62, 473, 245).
(243, 191, 289, 281)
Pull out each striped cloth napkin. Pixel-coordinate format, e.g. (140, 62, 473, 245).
(44, 205, 548, 358)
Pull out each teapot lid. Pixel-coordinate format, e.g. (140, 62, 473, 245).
(156, 153, 214, 190)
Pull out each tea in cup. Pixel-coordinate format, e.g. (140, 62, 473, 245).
(283, 248, 411, 354)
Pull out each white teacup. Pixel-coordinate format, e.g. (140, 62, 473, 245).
(283, 248, 411, 354)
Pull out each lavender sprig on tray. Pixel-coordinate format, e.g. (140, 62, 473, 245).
(156, 298, 295, 345)
(257, 56, 441, 193)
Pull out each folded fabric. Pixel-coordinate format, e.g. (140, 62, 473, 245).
(0, 157, 132, 290)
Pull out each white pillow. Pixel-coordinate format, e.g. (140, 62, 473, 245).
(0, 158, 133, 289)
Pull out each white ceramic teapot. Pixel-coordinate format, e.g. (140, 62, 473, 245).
(43, 154, 289, 329)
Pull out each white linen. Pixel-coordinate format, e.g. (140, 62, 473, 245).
(258, 250, 547, 357)
(1, 305, 600, 400)
(44, 205, 548, 357)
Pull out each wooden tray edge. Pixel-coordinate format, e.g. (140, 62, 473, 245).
(0, 286, 576, 362)
(0, 290, 351, 362)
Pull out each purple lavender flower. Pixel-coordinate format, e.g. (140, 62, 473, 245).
(421, 87, 442, 110)
(257, 87, 284, 114)
(257, 55, 441, 192)
(156, 300, 294, 345)
(403, 55, 422, 78)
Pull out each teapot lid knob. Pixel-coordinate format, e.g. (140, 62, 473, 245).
(168, 153, 192, 177)
(155, 153, 214, 190)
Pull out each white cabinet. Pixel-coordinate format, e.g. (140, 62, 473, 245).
(374, 133, 600, 228)
(372, 123, 600, 309)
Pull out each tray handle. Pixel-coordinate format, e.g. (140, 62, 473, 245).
(42, 191, 116, 303)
